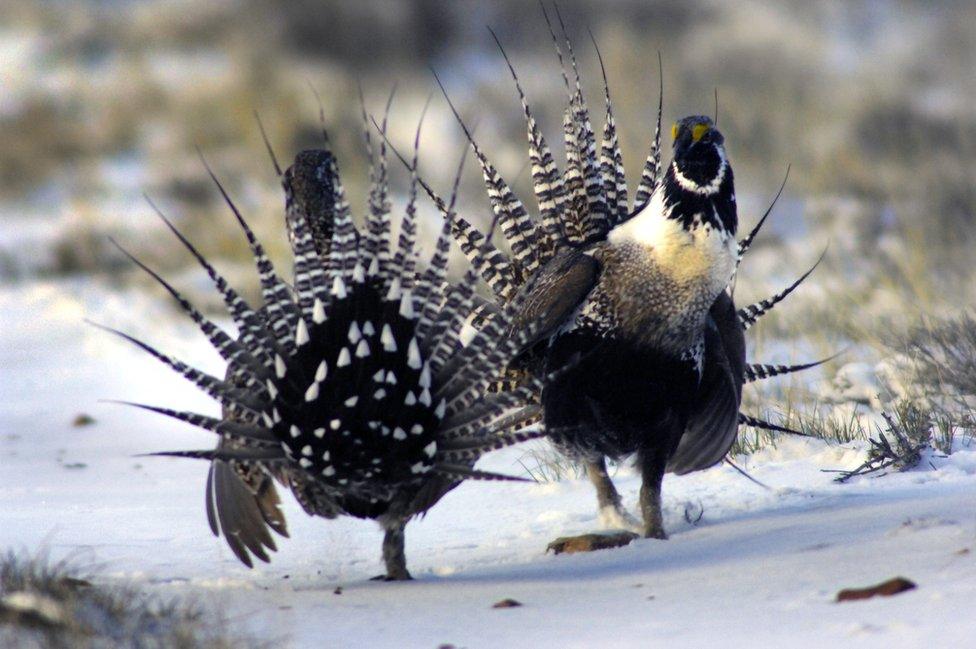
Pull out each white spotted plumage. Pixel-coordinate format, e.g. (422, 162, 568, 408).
(104, 103, 546, 578)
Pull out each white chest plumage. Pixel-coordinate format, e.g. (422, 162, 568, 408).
(608, 188, 737, 299)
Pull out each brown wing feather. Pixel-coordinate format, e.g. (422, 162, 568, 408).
(204, 372, 289, 567)
(209, 459, 271, 566)
(510, 248, 600, 351)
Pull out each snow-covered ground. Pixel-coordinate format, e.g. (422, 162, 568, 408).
(2, 278, 975, 648)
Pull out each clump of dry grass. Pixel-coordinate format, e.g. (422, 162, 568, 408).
(879, 313, 976, 454)
(788, 404, 871, 445)
(0, 552, 255, 649)
(517, 446, 586, 483)
(899, 313, 976, 404)
(730, 401, 870, 457)
(826, 401, 931, 482)
(728, 424, 778, 457)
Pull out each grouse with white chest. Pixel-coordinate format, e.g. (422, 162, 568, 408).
(430, 15, 826, 544)
(512, 115, 738, 539)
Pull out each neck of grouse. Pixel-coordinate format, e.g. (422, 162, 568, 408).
(284, 149, 340, 259)
(663, 153, 737, 236)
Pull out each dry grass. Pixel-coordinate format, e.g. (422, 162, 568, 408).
(517, 446, 587, 483)
(898, 313, 976, 405)
(826, 401, 931, 482)
(0, 552, 257, 649)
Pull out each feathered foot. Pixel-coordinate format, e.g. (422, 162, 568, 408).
(373, 522, 413, 581)
(638, 447, 669, 540)
(587, 458, 641, 532)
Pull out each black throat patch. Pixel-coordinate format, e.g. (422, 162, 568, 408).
(662, 163, 737, 235)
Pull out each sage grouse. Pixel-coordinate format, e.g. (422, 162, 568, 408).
(431, 20, 825, 541)
(99, 123, 544, 580)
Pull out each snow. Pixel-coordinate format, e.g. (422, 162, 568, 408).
(2, 278, 975, 648)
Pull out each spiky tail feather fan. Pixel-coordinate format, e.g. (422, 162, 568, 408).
(99, 124, 545, 569)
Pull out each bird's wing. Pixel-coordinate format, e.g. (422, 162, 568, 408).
(510, 248, 601, 352)
(203, 149, 345, 567)
(667, 291, 746, 474)
(709, 289, 747, 388)
(206, 434, 289, 568)
(407, 477, 460, 520)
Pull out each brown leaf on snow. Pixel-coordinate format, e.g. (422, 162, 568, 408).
(836, 577, 917, 602)
(72, 413, 95, 427)
(546, 531, 639, 555)
(492, 599, 523, 609)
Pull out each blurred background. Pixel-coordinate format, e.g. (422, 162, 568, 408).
(3, 0, 976, 438)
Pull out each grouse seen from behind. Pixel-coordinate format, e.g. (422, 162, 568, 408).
(98, 122, 545, 580)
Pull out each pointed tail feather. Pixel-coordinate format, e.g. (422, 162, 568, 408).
(253, 110, 283, 177)
(738, 413, 811, 437)
(487, 26, 554, 270)
(589, 28, 629, 225)
(738, 248, 826, 330)
(109, 238, 269, 382)
(197, 152, 301, 353)
(633, 52, 664, 210)
(107, 400, 277, 444)
(431, 68, 523, 298)
(432, 464, 534, 483)
(87, 320, 263, 416)
(143, 448, 284, 462)
(144, 195, 279, 366)
(737, 165, 791, 259)
(745, 353, 840, 383)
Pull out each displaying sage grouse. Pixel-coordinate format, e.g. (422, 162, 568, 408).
(98, 123, 544, 580)
(430, 18, 825, 542)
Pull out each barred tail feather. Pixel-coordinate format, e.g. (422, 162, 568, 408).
(109, 238, 269, 383)
(88, 321, 262, 418)
(589, 29, 629, 225)
(738, 249, 826, 330)
(553, 6, 611, 242)
(745, 354, 838, 383)
(487, 27, 553, 271)
(634, 52, 664, 209)
(737, 165, 791, 259)
(432, 69, 522, 299)
(738, 413, 811, 438)
(199, 158, 302, 364)
(145, 197, 279, 367)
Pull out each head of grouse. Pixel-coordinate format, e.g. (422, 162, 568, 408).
(283, 149, 338, 258)
(670, 116, 729, 193)
(649, 115, 738, 240)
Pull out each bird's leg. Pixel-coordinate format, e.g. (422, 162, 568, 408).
(373, 521, 412, 581)
(586, 458, 640, 531)
(637, 447, 669, 540)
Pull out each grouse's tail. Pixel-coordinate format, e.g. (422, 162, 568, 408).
(98, 107, 545, 567)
